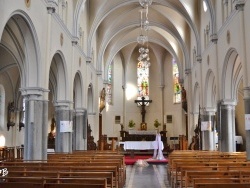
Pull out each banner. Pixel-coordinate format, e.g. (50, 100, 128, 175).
(245, 114, 250, 130)
(60, 121, 73, 132)
(201, 121, 212, 131)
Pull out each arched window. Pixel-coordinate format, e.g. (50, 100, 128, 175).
(137, 61, 149, 101)
(173, 59, 181, 103)
(203, 0, 208, 12)
(107, 62, 113, 105)
(0, 85, 5, 130)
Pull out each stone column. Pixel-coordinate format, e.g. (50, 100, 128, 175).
(54, 101, 73, 153)
(244, 87, 250, 160)
(20, 88, 49, 160)
(219, 100, 236, 152)
(202, 108, 216, 150)
(73, 108, 87, 151)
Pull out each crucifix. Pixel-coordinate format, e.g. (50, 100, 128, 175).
(134, 97, 152, 129)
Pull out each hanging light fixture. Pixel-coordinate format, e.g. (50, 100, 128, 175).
(137, 9, 148, 45)
(137, 1, 152, 68)
(139, 0, 152, 7)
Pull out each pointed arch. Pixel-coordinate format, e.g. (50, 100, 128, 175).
(73, 71, 84, 108)
(204, 69, 216, 108)
(222, 48, 243, 100)
(0, 10, 41, 88)
(49, 52, 68, 101)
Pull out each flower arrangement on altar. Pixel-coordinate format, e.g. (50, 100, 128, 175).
(154, 119, 161, 128)
(128, 120, 135, 129)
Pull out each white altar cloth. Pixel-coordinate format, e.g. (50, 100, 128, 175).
(123, 141, 164, 151)
(128, 130, 157, 135)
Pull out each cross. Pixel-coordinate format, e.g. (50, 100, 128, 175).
(134, 96, 152, 123)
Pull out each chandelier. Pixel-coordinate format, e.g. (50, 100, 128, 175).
(137, 1, 151, 68)
(139, 0, 152, 7)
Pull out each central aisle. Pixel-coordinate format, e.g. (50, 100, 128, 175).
(124, 164, 171, 188)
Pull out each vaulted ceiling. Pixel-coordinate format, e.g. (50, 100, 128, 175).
(85, 0, 209, 81)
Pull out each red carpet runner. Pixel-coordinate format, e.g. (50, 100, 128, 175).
(124, 155, 168, 165)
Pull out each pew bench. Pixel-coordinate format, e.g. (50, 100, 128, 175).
(193, 177, 250, 188)
(2, 165, 119, 188)
(7, 171, 114, 188)
(0, 176, 108, 188)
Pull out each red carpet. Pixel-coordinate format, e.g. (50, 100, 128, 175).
(125, 155, 168, 165)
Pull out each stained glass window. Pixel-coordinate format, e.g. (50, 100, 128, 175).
(137, 61, 149, 101)
(173, 59, 181, 103)
(107, 62, 113, 105)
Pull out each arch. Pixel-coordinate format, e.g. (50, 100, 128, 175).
(103, 38, 182, 83)
(93, 6, 190, 79)
(87, 0, 201, 61)
(49, 52, 68, 101)
(73, 0, 86, 37)
(4, 10, 41, 88)
(204, 0, 217, 41)
(73, 71, 84, 108)
(222, 48, 242, 100)
(204, 69, 216, 108)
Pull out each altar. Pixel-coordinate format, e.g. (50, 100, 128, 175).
(123, 141, 164, 150)
(128, 130, 157, 135)
(122, 141, 164, 158)
(120, 130, 168, 151)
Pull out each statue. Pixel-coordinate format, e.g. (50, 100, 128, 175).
(120, 123, 124, 131)
(188, 124, 200, 150)
(7, 102, 15, 131)
(99, 88, 106, 113)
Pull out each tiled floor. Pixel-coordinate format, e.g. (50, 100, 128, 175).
(124, 164, 171, 188)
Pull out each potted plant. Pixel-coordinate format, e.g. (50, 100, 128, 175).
(128, 120, 135, 129)
(154, 119, 161, 129)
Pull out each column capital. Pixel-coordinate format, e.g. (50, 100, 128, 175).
(86, 57, 92, 64)
(54, 100, 73, 110)
(72, 37, 78, 46)
(196, 55, 202, 63)
(103, 80, 109, 85)
(20, 87, 49, 101)
(74, 108, 87, 115)
(210, 33, 218, 44)
(185, 68, 192, 75)
(221, 99, 237, 106)
(243, 86, 250, 99)
(204, 107, 216, 115)
(96, 71, 102, 76)
(234, 0, 245, 11)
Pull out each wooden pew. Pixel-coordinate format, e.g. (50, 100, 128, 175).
(0, 176, 107, 188)
(1, 150, 126, 188)
(1, 162, 120, 187)
(7, 171, 114, 188)
(193, 177, 250, 188)
(47, 152, 126, 186)
(2, 165, 119, 187)
(167, 150, 248, 188)
(184, 171, 243, 188)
